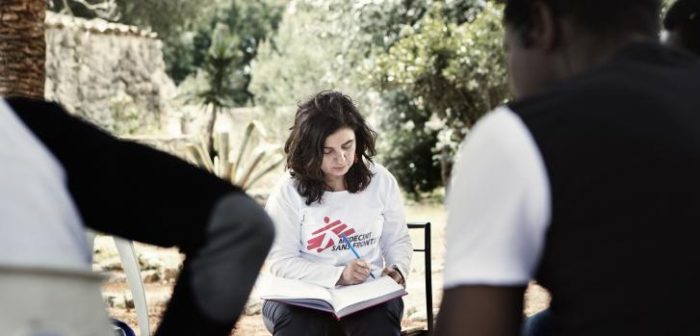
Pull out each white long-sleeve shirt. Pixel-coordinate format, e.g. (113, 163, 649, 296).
(444, 108, 550, 288)
(265, 163, 412, 288)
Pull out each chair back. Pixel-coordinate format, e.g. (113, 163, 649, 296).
(0, 265, 112, 336)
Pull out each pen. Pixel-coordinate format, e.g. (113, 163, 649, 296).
(339, 233, 375, 279)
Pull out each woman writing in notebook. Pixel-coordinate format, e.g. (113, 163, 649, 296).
(263, 91, 413, 336)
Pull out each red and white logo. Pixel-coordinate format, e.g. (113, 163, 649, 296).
(306, 216, 356, 252)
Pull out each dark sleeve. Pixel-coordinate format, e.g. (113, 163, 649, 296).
(9, 97, 234, 252)
(9, 97, 275, 335)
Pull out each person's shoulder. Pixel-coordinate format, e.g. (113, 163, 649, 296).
(272, 171, 297, 193)
(368, 161, 397, 184)
(269, 171, 303, 203)
(4, 97, 105, 145)
(507, 76, 594, 122)
(369, 161, 390, 176)
(457, 107, 534, 161)
(506, 67, 631, 129)
(510, 42, 700, 121)
(5, 97, 66, 117)
(366, 161, 402, 196)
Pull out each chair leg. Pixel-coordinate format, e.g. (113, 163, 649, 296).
(424, 222, 433, 333)
(114, 237, 150, 336)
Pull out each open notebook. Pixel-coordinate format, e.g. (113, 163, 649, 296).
(256, 275, 407, 319)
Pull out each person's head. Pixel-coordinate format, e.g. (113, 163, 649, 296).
(664, 0, 700, 56)
(284, 91, 377, 205)
(502, 0, 662, 98)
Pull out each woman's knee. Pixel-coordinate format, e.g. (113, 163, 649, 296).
(341, 298, 404, 335)
(263, 301, 341, 335)
(263, 300, 290, 333)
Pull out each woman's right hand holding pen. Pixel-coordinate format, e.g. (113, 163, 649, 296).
(337, 259, 371, 285)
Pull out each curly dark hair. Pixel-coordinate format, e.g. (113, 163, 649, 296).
(284, 91, 377, 205)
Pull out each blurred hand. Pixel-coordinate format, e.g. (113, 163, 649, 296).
(382, 266, 405, 286)
(337, 259, 371, 285)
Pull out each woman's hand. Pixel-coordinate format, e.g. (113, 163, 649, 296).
(382, 266, 405, 286)
(337, 259, 371, 285)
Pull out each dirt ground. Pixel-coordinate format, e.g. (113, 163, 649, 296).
(103, 201, 550, 335)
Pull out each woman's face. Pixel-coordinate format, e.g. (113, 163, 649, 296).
(321, 127, 356, 183)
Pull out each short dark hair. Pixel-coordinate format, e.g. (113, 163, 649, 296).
(504, 0, 661, 45)
(664, 0, 700, 55)
(284, 91, 377, 205)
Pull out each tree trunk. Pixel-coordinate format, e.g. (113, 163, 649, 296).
(0, 0, 46, 99)
(206, 104, 219, 159)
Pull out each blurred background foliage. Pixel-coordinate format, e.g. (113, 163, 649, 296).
(371, 1, 509, 194)
(48, 0, 511, 198)
(249, 0, 508, 198)
(49, 0, 286, 101)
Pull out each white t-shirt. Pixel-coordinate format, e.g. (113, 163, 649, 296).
(0, 99, 90, 271)
(443, 107, 551, 288)
(265, 163, 412, 288)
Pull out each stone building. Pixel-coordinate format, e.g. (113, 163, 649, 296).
(44, 12, 177, 134)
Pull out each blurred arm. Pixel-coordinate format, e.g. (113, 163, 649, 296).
(10, 97, 275, 336)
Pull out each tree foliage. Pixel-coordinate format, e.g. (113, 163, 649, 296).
(49, 0, 286, 105)
(250, 0, 508, 197)
(249, 0, 483, 109)
(371, 1, 509, 196)
(375, 90, 442, 196)
(375, 3, 507, 130)
(249, 0, 372, 109)
(177, 23, 245, 158)
(165, 0, 286, 92)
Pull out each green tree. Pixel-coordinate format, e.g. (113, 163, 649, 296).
(249, 0, 371, 109)
(376, 90, 442, 196)
(353, 0, 485, 52)
(249, 0, 481, 109)
(371, 1, 509, 194)
(178, 23, 243, 158)
(165, 0, 286, 91)
(250, 0, 503, 197)
(49, 0, 286, 105)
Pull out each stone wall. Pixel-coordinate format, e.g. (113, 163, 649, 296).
(44, 13, 177, 134)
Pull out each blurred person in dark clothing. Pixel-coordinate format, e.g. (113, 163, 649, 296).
(437, 0, 700, 335)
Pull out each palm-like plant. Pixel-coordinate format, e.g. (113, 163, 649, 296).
(178, 23, 243, 158)
(186, 120, 285, 191)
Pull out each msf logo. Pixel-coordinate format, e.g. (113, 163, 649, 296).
(306, 216, 356, 253)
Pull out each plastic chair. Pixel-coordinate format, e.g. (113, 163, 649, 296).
(0, 264, 113, 336)
(88, 231, 150, 336)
